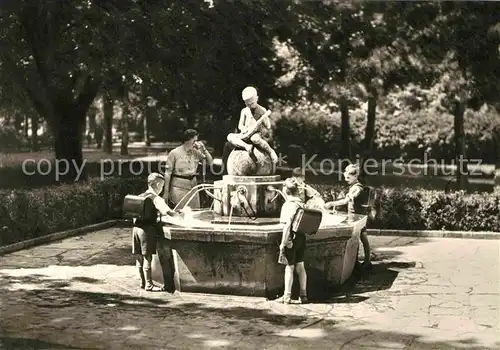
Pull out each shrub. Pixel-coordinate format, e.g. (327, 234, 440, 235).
(421, 191, 500, 231)
(0, 160, 166, 189)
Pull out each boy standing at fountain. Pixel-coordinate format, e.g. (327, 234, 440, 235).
(278, 178, 309, 304)
(226, 86, 279, 164)
(286, 167, 323, 207)
(132, 172, 176, 292)
(324, 164, 372, 268)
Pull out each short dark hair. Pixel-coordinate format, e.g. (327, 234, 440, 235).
(182, 129, 198, 143)
(284, 178, 299, 196)
(147, 172, 164, 185)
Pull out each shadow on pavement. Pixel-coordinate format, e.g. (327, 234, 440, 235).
(0, 234, 496, 349)
(0, 272, 104, 289)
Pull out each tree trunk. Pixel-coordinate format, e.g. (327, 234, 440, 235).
(340, 100, 351, 161)
(338, 10, 351, 164)
(360, 96, 377, 182)
(51, 113, 87, 183)
(31, 114, 39, 151)
(454, 100, 469, 191)
(88, 114, 97, 134)
(121, 103, 129, 156)
(184, 101, 195, 128)
(364, 97, 377, 151)
(103, 96, 113, 154)
(494, 126, 500, 192)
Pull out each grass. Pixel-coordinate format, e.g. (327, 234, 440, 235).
(300, 159, 495, 178)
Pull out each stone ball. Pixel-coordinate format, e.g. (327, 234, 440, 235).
(227, 148, 274, 176)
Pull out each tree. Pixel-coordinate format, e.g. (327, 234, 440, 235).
(280, 1, 429, 164)
(282, 1, 365, 160)
(420, 2, 500, 190)
(367, 1, 500, 190)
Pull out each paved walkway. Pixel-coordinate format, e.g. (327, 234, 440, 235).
(0, 228, 498, 350)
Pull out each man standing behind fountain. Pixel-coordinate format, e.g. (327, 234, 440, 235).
(278, 178, 309, 304)
(133, 173, 176, 292)
(226, 86, 279, 164)
(163, 129, 213, 209)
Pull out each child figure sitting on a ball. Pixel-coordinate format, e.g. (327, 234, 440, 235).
(285, 167, 325, 210)
(226, 86, 279, 164)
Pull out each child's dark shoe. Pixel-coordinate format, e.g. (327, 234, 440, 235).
(362, 260, 373, 270)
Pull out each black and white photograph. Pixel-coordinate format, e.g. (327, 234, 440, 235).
(0, 1, 499, 349)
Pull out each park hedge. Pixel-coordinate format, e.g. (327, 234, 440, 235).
(0, 177, 498, 246)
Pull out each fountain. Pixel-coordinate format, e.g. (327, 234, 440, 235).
(151, 146, 367, 299)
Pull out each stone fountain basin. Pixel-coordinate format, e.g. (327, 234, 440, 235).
(152, 210, 367, 299)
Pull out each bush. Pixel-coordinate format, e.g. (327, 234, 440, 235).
(0, 177, 498, 247)
(421, 191, 500, 231)
(0, 123, 23, 151)
(0, 160, 166, 189)
(0, 177, 146, 246)
(314, 184, 500, 232)
(271, 87, 500, 163)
